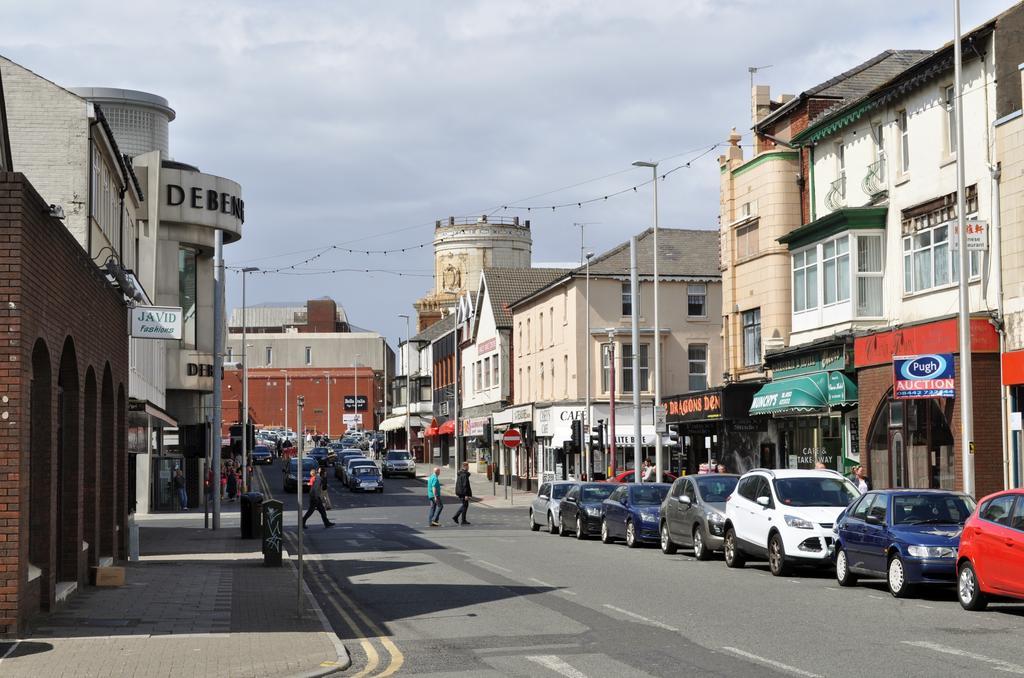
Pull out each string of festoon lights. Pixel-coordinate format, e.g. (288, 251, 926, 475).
(229, 141, 729, 276)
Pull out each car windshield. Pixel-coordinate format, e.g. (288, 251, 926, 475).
(354, 466, 379, 477)
(581, 485, 616, 503)
(386, 451, 411, 460)
(630, 485, 670, 506)
(694, 476, 738, 503)
(310, 448, 327, 455)
(774, 477, 859, 507)
(893, 494, 976, 525)
(288, 458, 317, 473)
(254, 446, 270, 454)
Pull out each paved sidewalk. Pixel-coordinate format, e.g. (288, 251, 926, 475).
(0, 509, 349, 678)
(416, 462, 534, 508)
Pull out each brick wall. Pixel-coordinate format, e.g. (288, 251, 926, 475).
(0, 172, 128, 637)
(858, 353, 1002, 498)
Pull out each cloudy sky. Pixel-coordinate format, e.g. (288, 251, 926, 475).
(1, 0, 1014, 342)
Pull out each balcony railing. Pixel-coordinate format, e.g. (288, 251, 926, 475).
(862, 159, 886, 197)
(825, 176, 847, 211)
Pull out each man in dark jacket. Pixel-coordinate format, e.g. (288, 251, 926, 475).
(452, 462, 473, 525)
(302, 468, 334, 529)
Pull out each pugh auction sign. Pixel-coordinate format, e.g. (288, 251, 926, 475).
(893, 354, 955, 399)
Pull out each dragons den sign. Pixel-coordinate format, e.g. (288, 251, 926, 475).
(664, 390, 723, 422)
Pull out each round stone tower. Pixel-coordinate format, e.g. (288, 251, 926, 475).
(414, 215, 532, 330)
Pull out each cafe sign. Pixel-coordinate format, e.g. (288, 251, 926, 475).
(130, 305, 182, 340)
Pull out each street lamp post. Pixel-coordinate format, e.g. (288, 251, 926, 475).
(633, 160, 663, 481)
(584, 251, 594, 479)
(240, 266, 258, 493)
(399, 314, 412, 456)
(325, 372, 331, 440)
(354, 354, 361, 434)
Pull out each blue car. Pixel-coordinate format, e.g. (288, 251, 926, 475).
(834, 489, 975, 598)
(600, 483, 671, 548)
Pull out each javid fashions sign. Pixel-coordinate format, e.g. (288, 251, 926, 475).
(893, 354, 955, 399)
(130, 305, 182, 340)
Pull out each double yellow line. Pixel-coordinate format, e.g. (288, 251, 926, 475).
(256, 467, 405, 677)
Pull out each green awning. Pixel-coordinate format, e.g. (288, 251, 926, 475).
(749, 372, 857, 415)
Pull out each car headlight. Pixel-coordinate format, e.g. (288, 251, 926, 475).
(640, 512, 658, 523)
(705, 510, 725, 524)
(586, 507, 602, 517)
(907, 545, 957, 559)
(784, 515, 814, 529)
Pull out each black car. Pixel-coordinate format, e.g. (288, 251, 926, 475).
(558, 483, 619, 539)
(251, 445, 273, 465)
(307, 447, 332, 467)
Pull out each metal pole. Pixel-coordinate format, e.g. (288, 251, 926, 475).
(382, 337, 388, 448)
(609, 332, 617, 476)
(652, 167, 663, 482)
(454, 327, 461, 469)
(400, 315, 412, 458)
(954, 0, 974, 497)
(326, 372, 331, 440)
(241, 269, 248, 493)
(630, 236, 643, 484)
(284, 370, 289, 434)
(296, 395, 304, 617)
(354, 354, 359, 434)
(585, 252, 594, 479)
(212, 229, 224, 530)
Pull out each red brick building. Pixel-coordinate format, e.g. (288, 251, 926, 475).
(223, 366, 380, 437)
(0, 171, 129, 636)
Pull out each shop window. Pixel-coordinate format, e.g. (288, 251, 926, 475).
(622, 343, 649, 393)
(687, 283, 707, 317)
(867, 393, 955, 491)
(688, 344, 707, 392)
(792, 249, 818, 312)
(742, 309, 761, 367)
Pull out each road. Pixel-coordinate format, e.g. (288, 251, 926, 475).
(254, 466, 1024, 678)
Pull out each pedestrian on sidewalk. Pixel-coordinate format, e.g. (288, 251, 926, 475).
(226, 461, 239, 502)
(452, 462, 472, 525)
(173, 468, 188, 511)
(427, 466, 443, 526)
(303, 467, 334, 529)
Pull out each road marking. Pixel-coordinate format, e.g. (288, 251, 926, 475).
(526, 655, 590, 678)
(868, 594, 886, 600)
(721, 647, 822, 678)
(530, 577, 554, 587)
(475, 559, 512, 573)
(602, 604, 679, 632)
(475, 643, 580, 655)
(0, 640, 19, 664)
(916, 604, 934, 610)
(900, 641, 1024, 675)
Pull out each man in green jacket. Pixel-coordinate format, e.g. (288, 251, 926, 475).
(427, 466, 443, 526)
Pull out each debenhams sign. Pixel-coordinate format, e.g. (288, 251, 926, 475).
(130, 306, 183, 340)
(158, 168, 244, 232)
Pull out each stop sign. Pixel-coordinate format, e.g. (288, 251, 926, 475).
(502, 428, 522, 448)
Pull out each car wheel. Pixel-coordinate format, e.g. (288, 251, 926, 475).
(548, 512, 560, 535)
(958, 561, 988, 611)
(693, 526, 711, 561)
(835, 548, 858, 587)
(887, 554, 914, 598)
(601, 519, 613, 544)
(576, 516, 586, 540)
(768, 533, 789, 577)
(529, 510, 540, 531)
(559, 514, 571, 536)
(625, 520, 640, 548)
(660, 523, 678, 555)
(724, 528, 745, 568)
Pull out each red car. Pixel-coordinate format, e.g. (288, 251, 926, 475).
(956, 488, 1024, 610)
(608, 469, 678, 484)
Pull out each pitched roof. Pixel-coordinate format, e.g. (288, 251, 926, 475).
(482, 267, 572, 328)
(411, 312, 456, 343)
(757, 50, 931, 130)
(584, 227, 720, 278)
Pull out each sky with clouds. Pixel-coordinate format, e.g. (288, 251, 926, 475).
(0, 0, 1014, 341)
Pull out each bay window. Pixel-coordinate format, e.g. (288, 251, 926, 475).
(792, 249, 818, 312)
(794, 234, 883, 318)
(822, 236, 850, 305)
(856, 234, 884, 316)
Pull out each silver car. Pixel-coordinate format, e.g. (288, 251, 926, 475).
(382, 450, 416, 478)
(659, 474, 739, 560)
(529, 481, 578, 535)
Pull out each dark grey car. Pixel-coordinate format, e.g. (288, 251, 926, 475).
(659, 474, 739, 560)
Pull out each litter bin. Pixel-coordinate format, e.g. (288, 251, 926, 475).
(261, 499, 284, 567)
(240, 492, 264, 539)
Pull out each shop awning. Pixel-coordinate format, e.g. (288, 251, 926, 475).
(424, 424, 439, 438)
(749, 372, 857, 415)
(379, 414, 427, 432)
(438, 420, 456, 436)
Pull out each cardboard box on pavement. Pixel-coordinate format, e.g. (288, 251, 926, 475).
(93, 566, 126, 587)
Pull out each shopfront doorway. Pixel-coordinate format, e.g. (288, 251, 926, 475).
(866, 392, 955, 490)
(777, 415, 843, 470)
(152, 457, 184, 512)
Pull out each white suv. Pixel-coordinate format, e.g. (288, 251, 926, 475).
(723, 469, 860, 576)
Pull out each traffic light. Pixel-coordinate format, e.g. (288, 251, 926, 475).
(590, 419, 605, 452)
(667, 425, 680, 448)
(570, 419, 583, 450)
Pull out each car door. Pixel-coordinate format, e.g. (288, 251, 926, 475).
(746, 476, 774, 551)
(665, 479, 686, 542)
(730, 476, 757, 546)
(974, 494, 1016, 592)
(534, 483, 551, 524)
(605, 487, 625, 537)
(840, 494, 873, 569)
(861, 494, 889, 573)
(680, 480, 699, 546)
(561, 485, 580, 529)
(1007, 497, 1024, 597)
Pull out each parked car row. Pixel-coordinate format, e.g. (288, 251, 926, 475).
(527, 468, 1024, 612)
(332, 450, 384, 492)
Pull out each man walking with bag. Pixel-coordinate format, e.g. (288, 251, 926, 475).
(303, 467, 334, 529)
(427, 466, 443, 526)
(452, 462, 472, 525)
